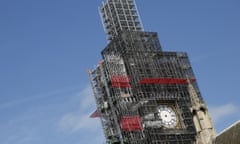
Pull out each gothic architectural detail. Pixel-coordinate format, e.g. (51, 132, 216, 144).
(187, 79, 216, 144)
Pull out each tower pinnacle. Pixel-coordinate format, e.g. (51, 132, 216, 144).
(187, 78, 216, 144)
(99, 0, 144, 40)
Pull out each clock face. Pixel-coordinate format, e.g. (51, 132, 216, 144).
(157, 105, 178, 128)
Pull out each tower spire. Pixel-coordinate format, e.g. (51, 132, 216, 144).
(99, 0, 144, 41)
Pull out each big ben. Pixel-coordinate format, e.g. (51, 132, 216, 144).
(89, 0, 216, 143)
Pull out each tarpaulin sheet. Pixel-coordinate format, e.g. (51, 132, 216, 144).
(110, 75, 130, 83)
(120, 116, 143, 131)
(139, 78, 195, 85)
(111, 75, 131, 88)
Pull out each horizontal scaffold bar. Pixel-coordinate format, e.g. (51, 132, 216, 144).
(139, 78, 195, 85)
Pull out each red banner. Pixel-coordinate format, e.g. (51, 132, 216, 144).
(139, 78, 195, 85)
(111, 75, 130, 83)
(112, 83, 131, 88)
(120, 116, 143, 131)
(111, 75, 131, 88)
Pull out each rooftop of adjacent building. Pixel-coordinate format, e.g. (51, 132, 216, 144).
(217, 120, 240, 136)
(215, 120, 240, 144)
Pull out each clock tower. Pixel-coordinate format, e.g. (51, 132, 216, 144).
(89, 0, 216, 143)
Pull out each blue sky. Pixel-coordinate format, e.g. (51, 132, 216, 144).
(0, 0, 240, 143)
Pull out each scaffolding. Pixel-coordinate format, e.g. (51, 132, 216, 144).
(99, 0, 144, 41)
(89, 31, 201, 144)
(89, 0, 215, 143)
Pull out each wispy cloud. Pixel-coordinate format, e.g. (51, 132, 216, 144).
(79, 86, 96, 110)
(0, 86, 79, 110)
(58, 86, 101, 133)
(0, 85, 90, 144)
(209, 103, 239, 124)
(58, 112, 101, 133)
(57, 85, 105, 143)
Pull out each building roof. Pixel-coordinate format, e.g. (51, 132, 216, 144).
(215, 120, 240, 144)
